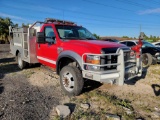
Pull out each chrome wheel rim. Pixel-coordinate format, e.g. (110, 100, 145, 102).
(62, 71, 74, 92)
(142, 54, 148, 66)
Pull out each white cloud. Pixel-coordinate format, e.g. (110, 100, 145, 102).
(0, 12, 26, 20)
(138, 8, 160, 15)
(0, 12, 33, 24)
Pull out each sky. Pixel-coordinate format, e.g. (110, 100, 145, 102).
(0, 0, 160, 38)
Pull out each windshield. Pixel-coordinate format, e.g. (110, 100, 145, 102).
(142, 41, 155, 48)
(112, 39, 119, 42)
(136, 41, 155, 48)
(55, 25, 97, 40)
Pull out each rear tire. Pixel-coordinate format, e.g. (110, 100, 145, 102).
(17, 52, 26, 69)
(60, 66, 84, 96)
(142, 53, 152, 67)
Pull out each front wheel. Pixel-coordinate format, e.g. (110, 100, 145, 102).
(17, 52, 26, 69)
(60, 66, 84, 96)
(142, 53, 153, 67)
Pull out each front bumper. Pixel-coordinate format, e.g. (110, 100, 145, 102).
(82, 48, 142, 85)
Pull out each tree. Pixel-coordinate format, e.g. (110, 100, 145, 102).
(0, 17, 13, 42)
(133, 37, 137, 39)
(93, 33, 100, 39)
(22, 23, 29, 27)
(14, 23, 18, 27)
(143, 33, 148, 40)
(122, 36, 129, 38)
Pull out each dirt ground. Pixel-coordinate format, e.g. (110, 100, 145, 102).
(0, 44, 69, 120)
(0, 44, 160, 120)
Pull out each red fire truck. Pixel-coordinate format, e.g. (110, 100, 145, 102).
(9, 18, 142, 96)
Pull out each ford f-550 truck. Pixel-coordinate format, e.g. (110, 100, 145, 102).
(9, 18, 142, 96)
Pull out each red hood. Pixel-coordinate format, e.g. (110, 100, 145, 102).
(62, 40, 126, 48)
(61, 40, 127, 54)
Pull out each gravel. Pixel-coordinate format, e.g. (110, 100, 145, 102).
(0, 44, 66, 120)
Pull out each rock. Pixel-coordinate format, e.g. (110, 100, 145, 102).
(56, 105, 70, 118)
(123, 107, 133, 115)
(152, 111, 160, 118)
(22, 99, 31, 104)
(106, 113, 120, 120)
(0, 111, 4, 117)
(64, 103, 76, 113)
(80, 103, 90, 109)
(154, 107, 160, 111)
(91, 102, 99, 109)
(50, 107, 57, 117)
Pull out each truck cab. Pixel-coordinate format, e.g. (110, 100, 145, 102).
(9, 18, 142, 96)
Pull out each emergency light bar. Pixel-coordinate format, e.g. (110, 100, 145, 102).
(45, 18, 75, 25)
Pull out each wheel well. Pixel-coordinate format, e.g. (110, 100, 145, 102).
(57, 57, 81, 75)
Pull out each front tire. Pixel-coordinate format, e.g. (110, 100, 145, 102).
(60, 66, 84, 96)
(17, 52, 26, 69)
(142, 53, 152, 67)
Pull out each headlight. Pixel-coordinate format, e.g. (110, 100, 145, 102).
(86, 55, 100, 64)
(130, 50, 136, 58)
(86, 55, 100, 71)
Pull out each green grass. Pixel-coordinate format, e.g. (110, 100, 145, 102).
(69, 90, 135, 119)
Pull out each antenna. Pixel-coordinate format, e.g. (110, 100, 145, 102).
(140, 24, 141, 33)
(63, 9, 64, 21)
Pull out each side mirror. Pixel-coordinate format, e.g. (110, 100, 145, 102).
(46, 32, 56, 44)
(37, 32, 45, 44)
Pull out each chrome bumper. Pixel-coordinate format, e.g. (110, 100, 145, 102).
(82, 48, 142, 85)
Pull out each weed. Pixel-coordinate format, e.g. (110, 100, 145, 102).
(53, 116, 61, 120)
(69, 90, 135, 119)
(23, 70, 35, 78)
(122, 113, 135, 120)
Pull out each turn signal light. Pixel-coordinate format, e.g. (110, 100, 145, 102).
(86, 55, 100, 64)
(86, 59, 100, 64)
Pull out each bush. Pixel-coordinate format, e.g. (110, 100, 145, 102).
(0, 40, 5, 44)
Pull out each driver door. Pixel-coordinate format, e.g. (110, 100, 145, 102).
(37, 25, 58, 68)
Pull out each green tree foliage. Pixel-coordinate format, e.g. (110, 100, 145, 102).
(22, 23, 29, 27)
(143, 34, 160, 42)
(122, 36, 129, 38)
(0, 17, 13, 42)
(93, 33, 100, 39)
(122, 34, 160, 42)
(14, 23, 18, 27)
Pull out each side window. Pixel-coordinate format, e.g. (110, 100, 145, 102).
(127, 42, 136, 47)
(45, 26, 55, 43)
(120, 42, 127, 45)
(156, 43, 160, 46)
(78, 29, 86, 38)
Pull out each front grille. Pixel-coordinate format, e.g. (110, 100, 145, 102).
(124, 51, 136, 68)
(124, 51, 131, 67)
(101, 48, 118, 70)
(101, 47, 132, 71)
